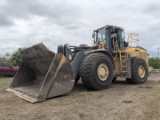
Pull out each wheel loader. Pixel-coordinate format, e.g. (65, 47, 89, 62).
(7, 25, 149, 103)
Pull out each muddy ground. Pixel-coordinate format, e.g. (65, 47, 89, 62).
(0, 74, 160, 120)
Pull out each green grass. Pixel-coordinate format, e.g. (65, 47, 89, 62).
(0, 77, 12, 89)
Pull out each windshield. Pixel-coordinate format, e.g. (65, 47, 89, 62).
(96, 28, 106, 45)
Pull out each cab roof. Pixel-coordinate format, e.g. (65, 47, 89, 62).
(94, 25, 124, 31)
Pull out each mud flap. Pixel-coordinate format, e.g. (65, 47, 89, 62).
(6, 43, 75, 103)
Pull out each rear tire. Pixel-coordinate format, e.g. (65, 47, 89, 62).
(126, 57, 148, 84)
(80, 53, 113, 90)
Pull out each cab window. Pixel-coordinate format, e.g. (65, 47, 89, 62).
(96, 29, 106, 45)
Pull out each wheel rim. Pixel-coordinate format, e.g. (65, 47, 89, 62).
(97, 63, 109, 81)
(138, 65, 146, 78)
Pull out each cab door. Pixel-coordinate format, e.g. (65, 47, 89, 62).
(96, 28, 109, 50)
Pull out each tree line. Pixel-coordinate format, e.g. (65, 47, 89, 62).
(0, 48, 24, 66)
(149, 57, 160, 69)
(0, 48, 160, 69)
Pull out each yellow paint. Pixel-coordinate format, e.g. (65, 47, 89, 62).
(98, 63, 109, 81)
(99, 68, 105, 76)
(138, 67, 143, 75)
(98, 41, 105, 49)
(96, 33, 149, 77)
(124, 47, 148, 65)
(49, 54, 66, 80)
(113, 47, 149, 76)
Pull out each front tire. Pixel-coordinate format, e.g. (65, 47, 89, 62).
(80, 53, 113, 90)
(126, 57, 148, 84)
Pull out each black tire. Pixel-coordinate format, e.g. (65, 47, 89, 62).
(126, 57, 148, 84)
(112, 77, 117, 82)
(80, 53, 113, 90)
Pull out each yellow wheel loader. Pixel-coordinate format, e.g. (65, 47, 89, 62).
(7, 25, 149, 103)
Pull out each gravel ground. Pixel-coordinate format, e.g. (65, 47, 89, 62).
(0, 73, 160, 120)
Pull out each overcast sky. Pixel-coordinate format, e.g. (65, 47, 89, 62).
(0, 0, 160, 57)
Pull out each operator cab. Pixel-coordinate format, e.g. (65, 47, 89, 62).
(93, 25, 128, 54)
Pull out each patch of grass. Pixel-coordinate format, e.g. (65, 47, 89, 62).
(0, 77, 12, 89)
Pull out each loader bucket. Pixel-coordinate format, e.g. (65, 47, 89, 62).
(6, 43, 75, 103)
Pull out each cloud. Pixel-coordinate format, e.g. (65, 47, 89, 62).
(0, 0, 160, 57)
(0, 0, 83, 28)
(143, 1, 160, 18)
